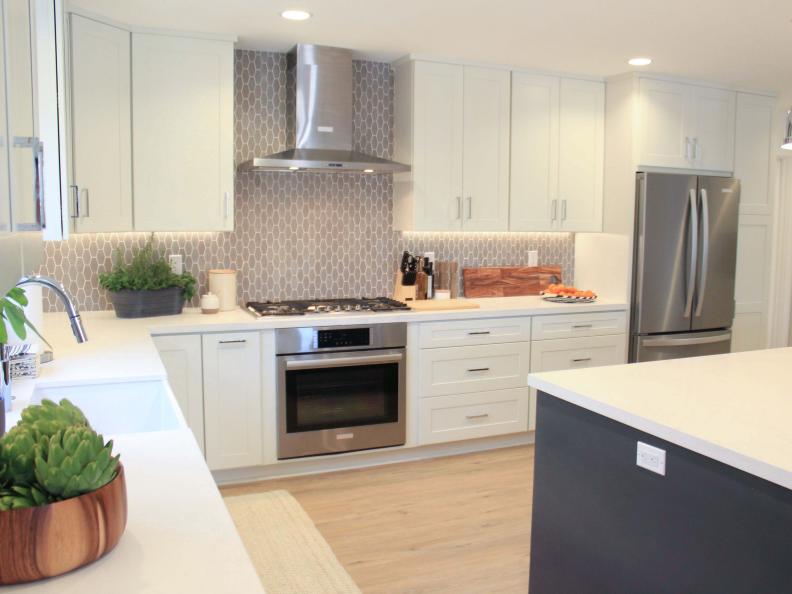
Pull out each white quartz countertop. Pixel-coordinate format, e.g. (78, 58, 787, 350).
(528, 348, 792, 490)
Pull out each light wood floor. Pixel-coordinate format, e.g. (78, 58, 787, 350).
(221, 445, 534, 594)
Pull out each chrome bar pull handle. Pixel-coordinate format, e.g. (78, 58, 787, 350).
(219, 339, 247, 345)
(70, 185, 80, 218)
(467, 196, 472, 220)
(465, 413, 490, 420)
(571, 357, 592, 363)
(695, 188, 710, 318)
(467, 331, 491, 336)
(684, 188, 699, 319)
(456, 196, 462, 220)
(467, 367, 490, 373)
(551, 199, 558, 221)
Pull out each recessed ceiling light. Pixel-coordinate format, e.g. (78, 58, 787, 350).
(288, 166, 300, 171)
(628, 57, 652, 66)
(281, 9, 311, 21)
(363, 168, 374, 173)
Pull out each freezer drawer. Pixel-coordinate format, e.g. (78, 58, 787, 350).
(630, 330, 732, 363)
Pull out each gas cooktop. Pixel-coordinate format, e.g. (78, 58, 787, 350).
(246, 297, 411, 317)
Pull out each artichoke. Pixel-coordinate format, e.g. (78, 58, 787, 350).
(20, 398, 89, 439)
(0, 484, 53, 511)
(34, 426, 119, 499)
(0, 426, 41, 486)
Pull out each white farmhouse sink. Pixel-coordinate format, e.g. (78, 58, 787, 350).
(31, 380, 184, 436)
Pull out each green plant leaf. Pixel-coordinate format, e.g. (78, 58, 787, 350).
(6, 287, 28, 307)
(3, 302, 27, 341)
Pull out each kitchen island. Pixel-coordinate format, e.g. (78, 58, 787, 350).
(527, 348, 792, 594)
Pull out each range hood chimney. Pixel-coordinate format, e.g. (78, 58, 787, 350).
(238, 44, 410, 174)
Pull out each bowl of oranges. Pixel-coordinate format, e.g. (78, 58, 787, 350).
(540, 284, 597, 303)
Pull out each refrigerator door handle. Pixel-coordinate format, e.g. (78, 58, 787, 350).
(684, 188, 698, 318)
(695, 188, 710, 318)
(642, 331, 731, 348)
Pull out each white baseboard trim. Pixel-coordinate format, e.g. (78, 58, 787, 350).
(213, 431, 535, 486)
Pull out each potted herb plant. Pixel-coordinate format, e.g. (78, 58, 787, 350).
(99, 239, 196, 318)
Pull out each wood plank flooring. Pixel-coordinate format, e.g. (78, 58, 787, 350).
(220, 445, 534, 594)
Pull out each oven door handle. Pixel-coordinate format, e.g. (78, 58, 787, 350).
(285, 352, 404, 370)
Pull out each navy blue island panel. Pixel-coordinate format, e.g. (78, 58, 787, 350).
(529, 391, 792, 594)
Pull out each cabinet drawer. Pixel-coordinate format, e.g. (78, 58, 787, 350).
(419, 317, 531, 348)
(531, 311, 627, 340)
(528, 334, 626, 430)
(419, 389, 529, 445)
(420, 342, 531, 397)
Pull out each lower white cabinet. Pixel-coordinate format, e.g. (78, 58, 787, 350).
(419, 388, 529, 445)
(529, 334, 627, 430)
(152, 334, 205, 453)
(202, 332, 263, 470)
(419, 342, 531, 397)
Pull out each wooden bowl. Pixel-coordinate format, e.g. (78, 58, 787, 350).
(0, 464, 127, 585)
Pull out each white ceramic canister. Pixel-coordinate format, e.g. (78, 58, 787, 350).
(207, 269, 237, 311)
(200, 292, 220, 314)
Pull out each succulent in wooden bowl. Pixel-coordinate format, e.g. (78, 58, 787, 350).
(0, 399, 126, 585)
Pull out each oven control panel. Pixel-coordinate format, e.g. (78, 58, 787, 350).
(315, 327, 371, 349)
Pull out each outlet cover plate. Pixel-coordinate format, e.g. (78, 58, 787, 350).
(636, 441, 666, 476)
(528, 250, 539, 267)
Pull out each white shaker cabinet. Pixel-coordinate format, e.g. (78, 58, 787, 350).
(461, 66, 510, 231)
(393, 60, 509, 231)
(731, 92, 776, 352)
(152, 334, 205, 454)
(510, 74, 603, 232)
(636, 77, 736, 172)
(202, 333, 263, 470)
(68, 14, 133, 232)
(509, 73, 559, 231)
(132, 33, 234, 232)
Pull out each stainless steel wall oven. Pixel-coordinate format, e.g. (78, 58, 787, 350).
(276, 323, 406, 459)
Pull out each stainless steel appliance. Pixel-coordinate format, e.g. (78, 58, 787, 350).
(276, 323, 406, 459)
(237, 44, 409, 174)
(247, 297, 410, 317)
(630, 172, 740, 362)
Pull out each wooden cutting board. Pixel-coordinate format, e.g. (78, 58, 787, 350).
(462, 265, 562, 298)
(406, 298, 480, 311)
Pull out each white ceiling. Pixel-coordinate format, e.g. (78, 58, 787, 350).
(72, 0, 792, 93)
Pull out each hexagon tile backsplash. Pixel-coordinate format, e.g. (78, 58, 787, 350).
(40, 50, 574, 312)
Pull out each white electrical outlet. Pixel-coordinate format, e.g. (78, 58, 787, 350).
(528, 250, 539, 267)
(168, 254, 184, 275)
(636, 441, 666, 475)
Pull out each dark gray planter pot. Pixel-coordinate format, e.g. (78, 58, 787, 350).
(109, 287, 185, 318)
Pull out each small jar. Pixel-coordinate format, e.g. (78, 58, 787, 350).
(207, 269, 237, 311)
(200, 292, 220, 314)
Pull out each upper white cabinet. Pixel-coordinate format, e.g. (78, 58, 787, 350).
(69, 14, 133, 232)
(461, 66, 510, 231)
(734, 93, 775, 216)
(132, 33, 233, 231)
(510, 74, 603, 232)
(636, 78, 736, 172)
(509, 73, 558, 231)
(557, 78, 604, 232)
(65, 13, 235, 233)
(393, 60, 509, 231)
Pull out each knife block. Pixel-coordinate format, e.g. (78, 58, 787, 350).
(393, 271, 422, 302)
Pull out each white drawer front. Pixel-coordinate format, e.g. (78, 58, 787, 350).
(419, 389, 529, 445)
(531, 311, 627, 340)
(419, 317, 531, 349)
(528, 334, 626, 430)
(420, 342, 531, 397)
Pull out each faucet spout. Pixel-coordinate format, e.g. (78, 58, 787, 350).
(16, 275, 88, 343)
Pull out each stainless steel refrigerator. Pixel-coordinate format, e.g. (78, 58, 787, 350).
(630, 172, 740, 362)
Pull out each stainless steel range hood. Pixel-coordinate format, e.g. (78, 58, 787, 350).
(238, 44, 409, 174)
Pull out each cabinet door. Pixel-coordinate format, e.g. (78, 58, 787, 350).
(558, 78, 604, 232)
(462, 66, 510, 231)
(153, 334, 205, 453)
(69, 14, 133, 232)
(637, 78, 691, 169)
(202, 333, 263, 470)
(6, 0, 37, 230)
(132, 33, 233, 231)
(689, 85, 736, 172)
(509, 73, 559, 231)
(411, 61, 464, 230)
(734, 93, 774, 215)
